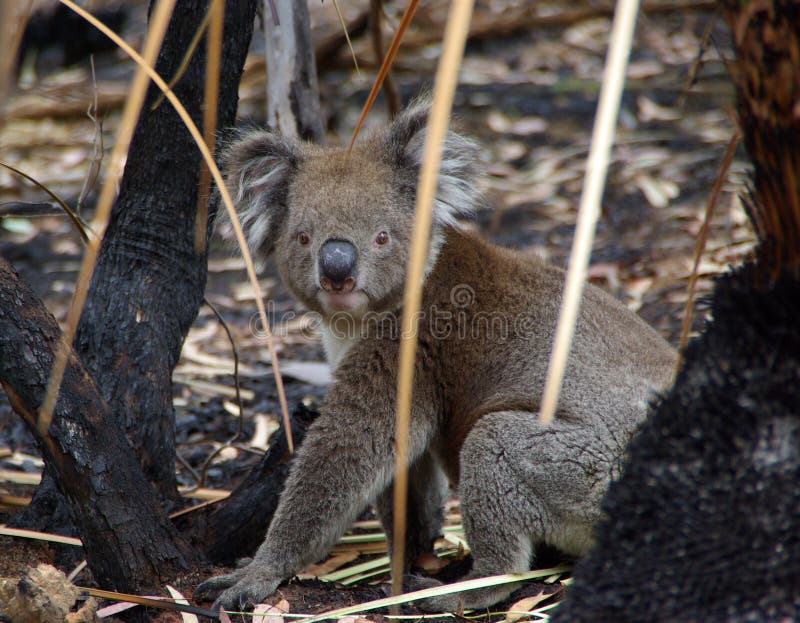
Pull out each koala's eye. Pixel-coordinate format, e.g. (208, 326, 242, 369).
(297, 231, 310, 246)
(374, 231, 390, 246)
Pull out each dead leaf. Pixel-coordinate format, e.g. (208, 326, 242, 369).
(414, 551, 449, 573)
(503, 591, 551, 623)
(508, 116, 547, 135)
(250, 413, 280, 451)
(298, 551, 360, 579)
(635, 173, 679, 208)
(165, 584, 198, 623)
(252, 599, 290, 623)
(637, 95, 681, 122)
(232, 278, 276, 301)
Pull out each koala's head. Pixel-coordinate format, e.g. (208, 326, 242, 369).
(220, 99, 480, 320)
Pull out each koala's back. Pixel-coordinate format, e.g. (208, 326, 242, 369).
(551, 268, 800, 622)
(403, 229, 677, 465)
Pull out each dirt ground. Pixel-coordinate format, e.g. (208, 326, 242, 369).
(0, 1, 753, 621)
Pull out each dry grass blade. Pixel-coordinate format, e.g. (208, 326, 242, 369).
(677, 131, 739, 359)
(370, 0, 400, 117)
(80, 587, 220, 619)
(204, 297, 244, 422)
(347, 0, 420, 152)
(502, 592, 554, 622)
(194, 0, 223, 254)
(150, 7, 212, 111)
(301, 566, 571, 623)
(38, 0, 177, 436)
(0, 161, 91, 243)
(0, 493, 31, 509)
(77, 57, 104, 213)
(0, 525, 82, 546)
(37, 0, 293, 451)
(67, 560, 88, 582)
(332, 0, 359, 74)
(392, 0, 475, 600)
(165, 585, 200, 623)
(539, 0, 641, 426)
(0, 468, 41, 485)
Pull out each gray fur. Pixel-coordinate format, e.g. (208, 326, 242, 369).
(195, 101, 677, 613)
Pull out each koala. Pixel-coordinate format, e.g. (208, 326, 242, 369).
(194, 99, 677, 612)
(550, 268, 800, 622)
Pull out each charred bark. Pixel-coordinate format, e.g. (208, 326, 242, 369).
(69, 0, 258, 502)
(204, 403, 318, 564)
(0, 257, 195, 591)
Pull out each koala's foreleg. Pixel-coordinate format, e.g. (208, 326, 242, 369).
(195, 386, 438, 611)
(414, 410, 612, 613)
(376, 451, 449, 571)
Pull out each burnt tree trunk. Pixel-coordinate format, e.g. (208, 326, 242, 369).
(0, 257, 196, 591)
(74, 0, 258, 498)
(12, 0, 260, 534)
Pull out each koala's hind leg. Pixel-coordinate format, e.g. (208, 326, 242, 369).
(415, 410, 610, 613)
(376, 451, 449, 571)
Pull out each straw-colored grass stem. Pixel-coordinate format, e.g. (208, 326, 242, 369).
(392, 0, 475, 600)
(539, 0, 641, 426)
(348, 0, 420, 152)
(677, 131, 739, 362)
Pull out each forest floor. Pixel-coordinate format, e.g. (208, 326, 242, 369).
(0, 1, 753, 621)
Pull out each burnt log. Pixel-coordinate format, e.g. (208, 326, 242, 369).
(0, 257, 195, 591)
(17, 0, 259, 533)
(204, 403, 319, 564)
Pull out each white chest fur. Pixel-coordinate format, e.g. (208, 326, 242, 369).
(320, 322, 361, 371)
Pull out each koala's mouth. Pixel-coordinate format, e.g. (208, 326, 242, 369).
(319, 290, 367, 314)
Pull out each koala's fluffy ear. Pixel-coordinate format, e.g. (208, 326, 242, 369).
(219, 130, 302, 262)
(382, 97, 481, 226)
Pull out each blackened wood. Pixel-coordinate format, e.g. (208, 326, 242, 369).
(0, 257, 196, 591)
(204, 403, 319, 564)
(72, 0, 258, 501)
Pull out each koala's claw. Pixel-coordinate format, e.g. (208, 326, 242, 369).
(193, 571, 240, 603)
(206, 575, 282, 614)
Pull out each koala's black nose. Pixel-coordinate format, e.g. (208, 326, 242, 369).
(319, 239, 357, 292)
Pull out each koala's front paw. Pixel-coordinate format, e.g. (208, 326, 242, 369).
(195, 568, 281, 613)
(194, 568, 244, 603)
(213, 574, 281, 613)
